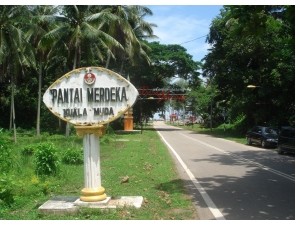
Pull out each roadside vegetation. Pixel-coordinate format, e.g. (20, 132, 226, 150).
(171, 122, 247, 145)
(0, 127, 197, 220)
(0, 6, 294, 142)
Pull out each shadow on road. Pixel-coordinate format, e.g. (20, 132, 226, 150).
(192, 148, 295, 176)
(156, 169, 294, 219)
(152, 122, 295, 219)
(187, 149, 295, 219)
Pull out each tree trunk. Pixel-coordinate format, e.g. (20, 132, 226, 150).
(105, 51, 111, 69)
(66, 47, 79, 137)
(36, 62, 42, 136)
(11, 78, 17, 143)
(72, 48, 78, 72)
(9, 96, 13, 130)
(119, 56, 125, 75)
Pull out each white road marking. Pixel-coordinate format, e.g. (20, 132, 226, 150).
(179, 132, 295, 182)
(156, 130, 226, 220)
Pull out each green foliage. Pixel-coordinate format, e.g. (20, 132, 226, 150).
(100, 126, 116, 144)
(62, 148, 83, 165)
(145, 41, 201, 86)
(128, 41, 201, 123)
(21, 144, 36, 156)
(0, 130, 196, 219)
(0, 131, 13, 173)
(105, 125, 116, 135)
(0, 5, 160, 131)
(0, 174, 16, 206)
(100, 135, 112, 144)
(30, 176, 56, 196)
(34, 143, 60, 176)
(199, 5, 294, 128)
(230, 114, 247, 133)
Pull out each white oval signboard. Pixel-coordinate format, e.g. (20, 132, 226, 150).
(43, 67, 139, 126)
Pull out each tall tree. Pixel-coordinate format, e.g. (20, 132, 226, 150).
(129, 41, 201, 123)
(101, 5, 156, 72)
(122, 5, 157, 68)
(201, 5, 294, 129)
(0, 6, 36, 142)
(27, 5, 60, 136)
(147, 42, 201, 86)
(42, 5, 124, 136)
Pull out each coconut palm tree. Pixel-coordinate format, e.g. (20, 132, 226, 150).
(125, 5, 157, 66)
(102, 5, 157, 73)
(26, 5, 61, 136)
(0, 5, 36, 142)
(42, 5, 124, 136)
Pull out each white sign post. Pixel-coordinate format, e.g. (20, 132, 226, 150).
(75, 125, 106, 201)
(43, 67, 139, 202)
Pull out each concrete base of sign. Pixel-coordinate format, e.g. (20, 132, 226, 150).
(74, 197, 112, 208)
(38, 196, 79, 215)
(109, 196, 144, 208)
(38, 196, 144, 215)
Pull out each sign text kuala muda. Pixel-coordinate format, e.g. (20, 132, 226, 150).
(43, 67, 139, 126)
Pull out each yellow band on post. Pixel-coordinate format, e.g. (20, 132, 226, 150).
(81, 187, 105, 196)
(80, 187, 107, 202)
(75, 125, 106, 137)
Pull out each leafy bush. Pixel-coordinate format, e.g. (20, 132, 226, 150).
(0, 174, 15, 205)
(62, 148, 83, 165)
(34, 143, 60, 176)
(16, 127, 35, 137)
(101, 135, 112, 144)
(0, 130, 13, 173)
(105, 125, 115, 135)
(21, 144, 36, 156)
(232, 114, 247, 133)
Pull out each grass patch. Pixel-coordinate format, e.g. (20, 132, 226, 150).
(169, 122, 247, 145)
(0, 128, 197, 220)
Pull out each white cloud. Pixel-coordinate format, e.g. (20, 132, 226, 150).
(146, 5, 219, 61)
(148, 14, 210, 45)
(187, 43, 212, 61)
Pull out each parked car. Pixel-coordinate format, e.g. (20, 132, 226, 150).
(277, 126, 295, 154)
(246, 126, 278, 148)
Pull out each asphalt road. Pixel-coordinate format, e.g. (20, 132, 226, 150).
(153, 121, 295, 220)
